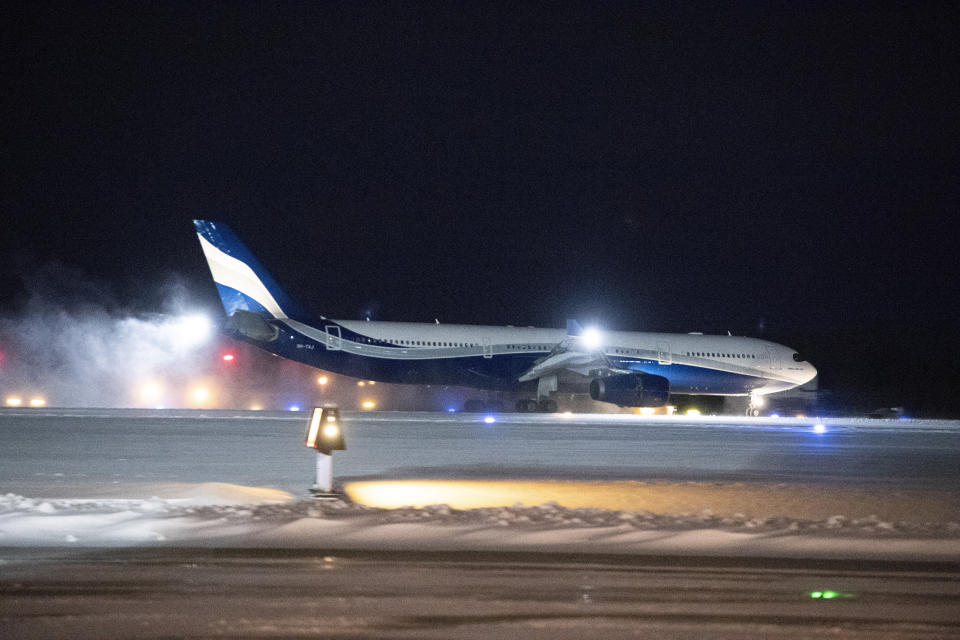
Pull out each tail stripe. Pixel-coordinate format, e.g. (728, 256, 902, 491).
(196, 234, 287, 318)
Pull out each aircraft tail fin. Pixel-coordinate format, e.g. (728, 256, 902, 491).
(566, 319, 584, 337)
(192, 220, 310, 320)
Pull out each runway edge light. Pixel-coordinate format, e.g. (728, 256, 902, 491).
(305, 407, 346, 454)
(305, 406, 346, 499)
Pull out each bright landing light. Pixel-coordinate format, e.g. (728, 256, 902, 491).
(361, 400, 376, 410)
(29, 398, 46, 407)
(581, 327, 602, 350)
(5, 397, 22, 407)
(813, 423, 827, 434)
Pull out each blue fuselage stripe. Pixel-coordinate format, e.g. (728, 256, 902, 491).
(228, 321, 772, 394)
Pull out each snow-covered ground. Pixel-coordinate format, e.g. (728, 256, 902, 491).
(1, 482, 957, 560)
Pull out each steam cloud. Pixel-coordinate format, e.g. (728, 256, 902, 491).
(0, 266, 217, 407)
(0, 265, 475, 410)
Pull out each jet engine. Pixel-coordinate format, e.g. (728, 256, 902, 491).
(225, 310, 280, 342)
(589, 373, 670, 407)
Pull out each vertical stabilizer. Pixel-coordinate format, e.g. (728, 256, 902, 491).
(192, 220, 309, 320)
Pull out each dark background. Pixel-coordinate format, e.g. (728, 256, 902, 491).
(2, 2, 958, 414)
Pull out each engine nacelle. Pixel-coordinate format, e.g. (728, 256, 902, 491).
(225, 310, 280, 342)
(589, 373, 670, 407)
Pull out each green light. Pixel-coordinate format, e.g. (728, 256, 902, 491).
(810, 590, 840, 599)
(810, 591, 822, 598)
(822, 591, 837, 599)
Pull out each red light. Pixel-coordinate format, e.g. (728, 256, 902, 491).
(222, 354, 235, 362)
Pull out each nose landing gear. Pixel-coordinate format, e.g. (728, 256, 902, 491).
(746, 392, 765, 417)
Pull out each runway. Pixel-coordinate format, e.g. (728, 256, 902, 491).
(1, 407, 958, 526)
(2, 408, 959, 499)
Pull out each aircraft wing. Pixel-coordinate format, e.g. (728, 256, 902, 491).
(517, 322, 622, 382)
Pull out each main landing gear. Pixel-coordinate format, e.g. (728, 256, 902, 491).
(462, 399, 504, 413)
(515, 398, 558, 413)
(516, 374, 559, 413)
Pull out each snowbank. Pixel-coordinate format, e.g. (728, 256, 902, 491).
(1, 487, 958, 560)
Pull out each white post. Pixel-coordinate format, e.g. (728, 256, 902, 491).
(314, 451, 333, 493)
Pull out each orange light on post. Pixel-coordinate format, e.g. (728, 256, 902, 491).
(305, 407, 346, 454)
(305, 406, 346, 497)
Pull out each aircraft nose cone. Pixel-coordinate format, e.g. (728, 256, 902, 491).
(804, 362, 818, 385)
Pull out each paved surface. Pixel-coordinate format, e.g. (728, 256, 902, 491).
(2, 548, 959, 639)
(1, 409, 958, 497)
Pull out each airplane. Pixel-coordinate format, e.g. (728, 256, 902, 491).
(193, 220, 817, 414)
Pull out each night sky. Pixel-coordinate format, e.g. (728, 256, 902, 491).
(2, 2, 959, 414)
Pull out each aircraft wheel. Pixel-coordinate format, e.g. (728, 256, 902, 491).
(515, 399, 537, 413)
(538, 398, 558, 413)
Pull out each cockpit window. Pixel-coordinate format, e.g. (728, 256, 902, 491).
(792, 352, 805, 362)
